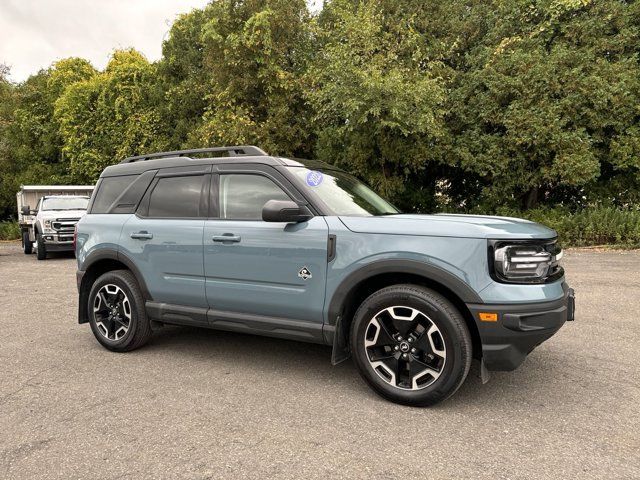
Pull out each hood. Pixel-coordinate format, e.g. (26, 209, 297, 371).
(38, 209, 87, 220)
(338, 213, 556, 240)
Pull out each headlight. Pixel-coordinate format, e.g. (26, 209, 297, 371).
(492, 241, 563, 283)
(43, 220, 56, 233)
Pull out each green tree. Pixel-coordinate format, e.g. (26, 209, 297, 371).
(55, 49, 168, 182)
(158, 8, 213, 149)
(308, 0, 448, 210)
(195, 0, 313, 156)
(0, 64, 17, 218)
(444, 0, 640, 209)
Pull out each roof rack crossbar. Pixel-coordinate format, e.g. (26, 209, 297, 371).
(121, 145, 267, 163)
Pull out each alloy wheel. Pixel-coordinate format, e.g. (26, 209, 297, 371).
(364, 306, 447, 390)
(93, 284, 132, 341)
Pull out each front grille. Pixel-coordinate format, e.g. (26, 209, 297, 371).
(52, 218, 80, 233)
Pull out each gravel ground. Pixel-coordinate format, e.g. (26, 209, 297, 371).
(0, 242, 639, 479)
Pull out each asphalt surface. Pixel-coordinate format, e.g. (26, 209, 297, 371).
(0, 242, 639, 479)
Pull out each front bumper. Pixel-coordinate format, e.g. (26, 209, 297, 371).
(41, 233, 74, 252)
(467, 283, 575, 371)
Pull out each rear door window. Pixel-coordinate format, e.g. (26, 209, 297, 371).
(147, 175, 205, 218)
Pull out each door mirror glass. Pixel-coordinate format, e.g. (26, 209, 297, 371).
(262, 200, 312, 223)
(21, 205, 31, 215)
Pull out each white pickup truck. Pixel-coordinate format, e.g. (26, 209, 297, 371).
(17, 185, 94, 260)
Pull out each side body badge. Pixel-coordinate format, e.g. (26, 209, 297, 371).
(298, 266, 312, 280)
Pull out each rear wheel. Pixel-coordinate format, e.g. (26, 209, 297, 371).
(22, 231, 33, 254)
(88, 270, 152, 352)
(350, 284, 472, 407)
(35, 232, 47, 260)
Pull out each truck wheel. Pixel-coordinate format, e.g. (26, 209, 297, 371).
(22, 231, 33, 254)
(35, 233, 47, 260)
(88, 269, 152, 352)
(350, 284, 472, 407)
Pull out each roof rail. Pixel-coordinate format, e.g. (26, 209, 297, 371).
(120, 145, 267, 163)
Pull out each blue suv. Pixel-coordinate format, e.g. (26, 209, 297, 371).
(76, 146, 575, 406)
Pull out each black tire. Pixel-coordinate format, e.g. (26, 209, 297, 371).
(350, 284, 472, 407)
(87, 269, 152, 352)
(35, 232, 47, 260)
(22, 231, 33, 254)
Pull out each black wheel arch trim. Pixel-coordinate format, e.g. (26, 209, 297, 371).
(326, 259, 483, 327)
(77, 248, 152, 324)
(325, 259, 483, 365)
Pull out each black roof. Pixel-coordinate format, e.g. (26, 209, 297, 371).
(100, 145, 339, 177)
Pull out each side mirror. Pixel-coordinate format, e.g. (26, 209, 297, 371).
(262, 200, 312, 223)
(21, 206, 31, 215)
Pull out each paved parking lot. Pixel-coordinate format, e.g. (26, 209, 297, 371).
(0, 242, 639, 479)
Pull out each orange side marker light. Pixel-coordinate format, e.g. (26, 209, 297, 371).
(479, 312, 498, 322)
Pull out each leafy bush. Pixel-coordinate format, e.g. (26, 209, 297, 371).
(0, 221, 20, 241)
(491, 207, 640, 248)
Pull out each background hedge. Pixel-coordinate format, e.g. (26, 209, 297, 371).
(1, 0, 639, 247)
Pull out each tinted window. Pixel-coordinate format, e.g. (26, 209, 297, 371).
(220, 174, 290, 220)
(91, 175, 137, 214)
(148, 175, 204, 218)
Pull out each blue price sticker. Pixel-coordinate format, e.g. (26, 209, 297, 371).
(306, 171, 324, 187)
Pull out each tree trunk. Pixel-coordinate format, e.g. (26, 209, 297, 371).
(523, 186, 539, 210)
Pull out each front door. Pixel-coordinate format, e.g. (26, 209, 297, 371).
(204, 169, 329, 330)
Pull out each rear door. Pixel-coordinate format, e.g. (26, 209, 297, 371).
(203, 164, 329, 336)
(120, 166, 210, 309)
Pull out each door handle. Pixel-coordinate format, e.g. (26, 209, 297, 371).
(130, 231, 153, 240)
(212, 234, 241, 243)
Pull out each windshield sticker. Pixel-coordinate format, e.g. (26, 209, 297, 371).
(306, 171, 324, 187)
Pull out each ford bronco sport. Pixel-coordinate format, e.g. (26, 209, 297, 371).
(76, 146, 575, 406)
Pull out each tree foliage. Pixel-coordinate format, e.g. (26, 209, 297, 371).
(0, 0, 639, 218)
(307, 0, 448, 206)
(444, 0, 640, 209)
(55, 50, 168, 182)
(195, 0, 313, 156)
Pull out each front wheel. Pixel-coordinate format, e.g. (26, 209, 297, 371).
(350, 285, 472, 407)
(35, 232, 47, 260)
(88, 270, 152, 352)
(22, 231, 33, 254)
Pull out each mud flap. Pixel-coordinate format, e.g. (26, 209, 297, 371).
(331, 315, 351, 365)
(479, 358, 491, 384)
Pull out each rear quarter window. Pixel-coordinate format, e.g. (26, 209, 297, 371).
(91, 175, 137, 214)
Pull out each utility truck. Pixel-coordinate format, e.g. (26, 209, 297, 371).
(17, 185, 94, 260)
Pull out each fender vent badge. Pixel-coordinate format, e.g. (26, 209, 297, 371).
(298, 267, 312, 280)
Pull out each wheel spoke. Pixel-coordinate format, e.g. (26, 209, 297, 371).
(426, 324, 446, 358)
(408, 357, 442, 389)
(375, 317, 397, 346)
(99, 292, 110, 308)
(364, 317, 396, 348)
(385, 307, 420, 337)
(371, 356, 399, 386)
(113, 317, 128, 328)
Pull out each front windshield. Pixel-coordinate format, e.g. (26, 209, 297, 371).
(42, 197, 89, 211)
(290, 168, 399, 216)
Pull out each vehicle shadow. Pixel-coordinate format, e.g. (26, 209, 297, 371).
(42, 251, 76, 261)
(143, 324, 557, 409)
